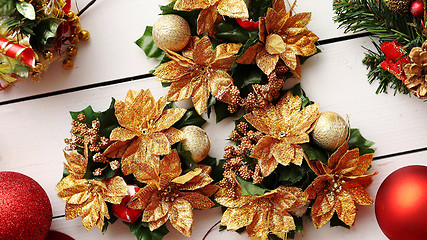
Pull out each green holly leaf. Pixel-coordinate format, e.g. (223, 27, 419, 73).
(69, 98, 119, 138)
(301, 143, 328, 165)
(124, 221, 169, 240)
(135, 26, 165, 61)
(232, 64, 264, 89)
(199, 156, 224, 183)
(160, 1, 199, 36)
(30, 17, 65, 51)
(214, 100, 238, 123)
(176, 142, 198, 172)
(348, 128, 375, 155)
(16, 1, 35, 20)
(236, 175, 267, 196)
(248, 0, 273, 20)
(173, 107, 207, 128)
(288, 83, 314, 108)
(0, 0, 16, 15)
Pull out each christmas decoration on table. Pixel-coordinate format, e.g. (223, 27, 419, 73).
(0, 171, 52, 240)
(214, 85, 377, 240)
(56, 89, 223, 239)
(0, 0, 91, 90)
(375, 165, 427, 240)
(136, 0, 320, 121)
(333, 0, 427, 99)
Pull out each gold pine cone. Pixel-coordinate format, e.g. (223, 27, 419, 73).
(383, 0, 412, 15)
(152, 14, 191, 52)
(403, 41, 427, 99)
(180, 125, 210, 163)
(311, 111, 348, 151)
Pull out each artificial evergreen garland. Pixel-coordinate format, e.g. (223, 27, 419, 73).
(333, 0, 427, 98)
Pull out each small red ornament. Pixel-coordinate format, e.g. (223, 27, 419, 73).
(375, 165, 427, 240)
(0, 171, 52, 240)
(112, 185, 143, 223)
(411, 1, 424, 19)
(45, 230, 74, 240)
(380, 41, 410, 81)
(236, 18, 259, 31)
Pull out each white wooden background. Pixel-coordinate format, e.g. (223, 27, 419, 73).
(1, 0, 426, 239)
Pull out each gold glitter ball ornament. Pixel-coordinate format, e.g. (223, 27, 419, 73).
(180, 125, 210, 162)
(63, 59, 74, 70)
(311, 111, 348, 151)
(152, 14, 191, 52)
(79, 30, 90, 41)
(66, 45, 78, 56)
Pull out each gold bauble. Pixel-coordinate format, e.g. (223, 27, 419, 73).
(66, 46, 78, 56)
(66, 11, 75, 19)
(180, 125, 210, 163)
(69, 34, 80, 44)
(72, 25, 82, 34)
(43, 51, 53, 60)
(63, 58, 74, 70)
(311, 111, 348, 151)
(152, 14, 191, 52)
(78, 30, 90, 41)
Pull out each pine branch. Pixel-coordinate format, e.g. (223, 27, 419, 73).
(333, 0, 424, 46)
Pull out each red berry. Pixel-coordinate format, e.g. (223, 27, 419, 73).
(236, 18, 259, 31)
(111, 185, 143, 223)
(411, 1, 424, 19)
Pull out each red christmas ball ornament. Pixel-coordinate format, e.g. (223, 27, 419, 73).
(236, 18, 259, 31)
(112, 185, 143, 223)
(411, 1, 424, 19)
(45, 230, 74, 240)
(0, 171, 52, 240)
(375, 165, 427, 240)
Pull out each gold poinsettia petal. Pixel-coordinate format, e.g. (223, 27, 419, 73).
(110, 127, 137, 141)
(103, 139, 133, 158)
(208, 69, 234, 103)
(348, 153, 374, 176)
(211, 42, 242, 69)
(268, 210, 295, 238)
(236, 42, 263, 64)
(179, 191, 215, 209)
(192, 79, 209, 115)
(102, 176, 128, 204)
(265, 34, 286, 55)
(196, 184, 219, 197)
(221, 202, 256, 230)
(215, 187, 252, 208)
(151, 108, 187, 132)
(335, 191, 357, 226)
(166, 49, 196, 67)
(128, 183, 159, 210)
(280, 48, 298, 70)
(154, 61, 192, 82)
(143, 199, 172, 222)
(246, 204, 269, 239)
(193, 36, 215, 66)
(290, 57, 302, 80)
(133, 161, 160, 185)
(148, 132, 173, 155)
(251, 136, 279, 177)
(244, 106, 276, 135)
(167, 75, 195, 102)
(271, 141, 304, 166)
(149, 214, 169, 232)
(173, 0, 218, 11)
(284, 12, 311, 29)
(197, 6, 220, 35)
(169, 198, 194, 237)
(179, 165, 214, 190)
(256, 48, 279, 75)
(217, 0, 248, 18)
(328, 142, 349, 170)
(335, 148, 360, 175)
(64, 203, 81, 220)
(172, 168, 203, 185)
(343, 181, 374, 205)
(312, 208, 335, 229)
(160, 150, 182, 188)
(163, 127, 186, 145)
(63, 151, 87, 179)
(265, 8, 286, 36)
(311, 191, 335, 218)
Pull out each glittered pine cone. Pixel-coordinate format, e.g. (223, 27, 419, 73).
(383, 0, 412, 15)
(402, 41, 427, 99)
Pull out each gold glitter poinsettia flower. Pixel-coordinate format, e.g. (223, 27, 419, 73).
(304, 142, 377, 229)
(244, 91, 319, 177)
(56, 151, 128, 231)
(103, 89, 186, 183)
(154, 36, 242, 115)
(174, 0, 249, 35)
(216, 186, 308, 240)
(237, 0, 319, 79)
(127, 150, 218, 237)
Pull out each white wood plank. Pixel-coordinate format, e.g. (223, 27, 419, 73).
(49, 152, 427, 239)
(0, 0, 346, 102)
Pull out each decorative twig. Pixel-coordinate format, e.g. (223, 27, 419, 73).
(77, 0, 97, 17)
(423, 0, 427, 37)
(202, 220, 221, 240)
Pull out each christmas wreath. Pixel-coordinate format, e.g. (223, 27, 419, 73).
(57, 89, 223, 238)
(0, 0, 91, 90)
(334, 0, 427, 99)
(136, 0, 320, 122)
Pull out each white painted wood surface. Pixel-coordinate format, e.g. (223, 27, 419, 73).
(0, 0, 426, 239)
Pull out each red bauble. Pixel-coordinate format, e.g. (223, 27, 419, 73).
(236, 18, 259, 31)
(411, 1, 424, 19)
(0, 171, 52, 240)
(375, 165, 427, 240)
(112, 185, 143, 223)
(45, 230, 74, 240)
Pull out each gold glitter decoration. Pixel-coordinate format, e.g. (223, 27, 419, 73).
(152, 14, 191, 52)
(153, 36, 241, 115)
(216, 186, 308, 240)
(103, 89, 186, 182)
(244, 91, 319, 177)
(174, 0, 249, 35)
(311, 111, 349, 151)
(237, 0, 319, 78)
(127, 150, 218, 237)
(304, 142, 377, 228)
(57, 151, 128, 231)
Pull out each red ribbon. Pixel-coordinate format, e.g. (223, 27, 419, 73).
(380, 41, 409, 82)
(0, 36, 36, 68)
